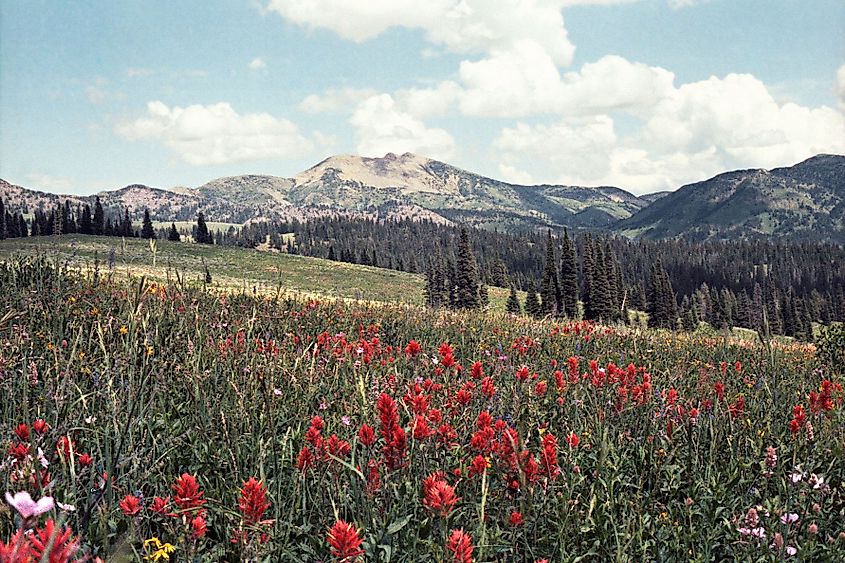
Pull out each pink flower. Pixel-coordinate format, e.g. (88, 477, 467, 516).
(4, 491, 54, 518)
(786, 546, 797, 556)
(780, 513, 799, 525)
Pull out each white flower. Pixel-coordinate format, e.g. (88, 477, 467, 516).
(57, 501, 76, 512)
(4, 491, 54, 518)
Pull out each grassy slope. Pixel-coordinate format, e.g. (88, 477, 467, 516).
(0, 235, 517, 311)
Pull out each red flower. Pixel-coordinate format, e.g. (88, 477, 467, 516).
(239, 477, 271, 525)
(540, 433, 560, 479)
(191, 515, 208, 538)
(534, 381, 547, 397)
(120, 494, 142, 516)
(172, 473, 206, 512)
(0, 529, 32, 561)
(150, 496, 174, 516)
(405, 340, 422, 357)
(357, 424, 376, 447)
(422, 474, 460, 518)
(470, 361, 483, 380)
(327, 519, 364, 562)
(714, 382, 725, 401)
(14, 424, 30, 442)
(296, 446, 314, 472)
(468, 455, 488, 477)
(32, 419, 49, 435)
(8, 441, 29, 461)
(508, 510, 524, 527)
(446, 529, 474, 563)
(28, 519, 80, 563)
(515, 365, 530, 382)
(438, 342, 453, 357)
(567, 432, 580, 449)
(481, 377, 496, 398)
(78, 453, 93, 467)
(56, 436, 75, 459)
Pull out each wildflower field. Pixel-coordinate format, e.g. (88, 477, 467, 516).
(1, 258, 843, 562)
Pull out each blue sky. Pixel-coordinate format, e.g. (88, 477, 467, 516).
(1, 0, 843, 195)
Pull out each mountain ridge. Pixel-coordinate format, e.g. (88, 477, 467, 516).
(2, 153, 843, 240)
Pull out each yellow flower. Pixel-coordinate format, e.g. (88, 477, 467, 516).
(146, 346, 154, 356)
(78, 352, 85, 360)
(144, 538, 176, 561)
(119, 326, 128, 335)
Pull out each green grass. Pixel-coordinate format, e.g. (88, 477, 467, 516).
(0, 235, 517, 311)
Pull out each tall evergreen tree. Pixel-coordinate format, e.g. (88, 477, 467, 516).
(581, 234, 597, 319)
(79, 205, 93, 235)
(560, 229, 578, 319)
(93, 197, 105, 235)
(0, 198, 5, 239)
(141, 209, 156, 239)
(647, 259, 677, 329)
(540, 230, 560, 316)
(121, 208, 133, 237)
(455, 228, 481, 309)
(195, 212, 212, 244)
(167, 223, 181, 242)
(506, 285, 522, 314)
(524, 280, 541, 318)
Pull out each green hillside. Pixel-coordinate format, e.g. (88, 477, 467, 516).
(0, 235, 518, 310)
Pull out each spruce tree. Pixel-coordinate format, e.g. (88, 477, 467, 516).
(506, 285, 521, 314)
(582, 235, 596, 319)
(168, 223, 181, 242)
(93, 197, 105, 235)
(524, 280, 541, 318)
(79, 205, 93, 235)
(195, 212, 211, 244)
(121, 208, 133, 237)
(540, 230, 560, 316)
(141, 209, 156, 239)
(560, 229, 578, 318)
(455, 228, 481, 309)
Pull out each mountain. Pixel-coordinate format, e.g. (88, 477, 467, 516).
(616, 154, 845, 242)
(1, 152, 650, 230)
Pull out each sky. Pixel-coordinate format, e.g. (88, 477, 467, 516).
(1, 0, 843, 196)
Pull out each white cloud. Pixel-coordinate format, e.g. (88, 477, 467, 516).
(117, 101, 313, 166)
(298, 87, 379, 113)
(349, 94, 455, 160)
(494, 71, 845, 193)
(248, 57, 267, 70)
(25, 172, 74, 191)
(85, 86, 108, 104)
(497, 164, 535, 185)
(266, 0, 575, 65)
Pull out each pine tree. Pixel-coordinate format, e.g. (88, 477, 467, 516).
(506, 285, 521, 314)
(93, 197, 105, 235)
(0, 198, 5, 239)
(647, 259, 677, 329)
(524, 280, 541, 318)
(560, 229, 578, 318)
(168, 223, 181, 242)
(455, 228, 481, 309)
(79, 205, 93, 235)
(195, 212, 211, 244)
(540, 230, 560, 316)
(121, 208, 133, 237)
(581, 234, 596, 319)
(603, 243, 619, 321)
(327, 246, 336, 261)
(141, 209, 156, 239)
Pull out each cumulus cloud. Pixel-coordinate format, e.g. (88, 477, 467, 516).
(494, 71, 845, 193)
(298, 87, 379, 113)
(349, 94, 455, 160)
(248, 57, 267, 70)
(266, 0, 575, 65)
(117, 101, 313, 165)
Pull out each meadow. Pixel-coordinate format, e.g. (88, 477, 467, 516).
(0, 256, 843, 562)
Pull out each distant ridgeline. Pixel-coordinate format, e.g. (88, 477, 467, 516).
(0, 197, 842, 340)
